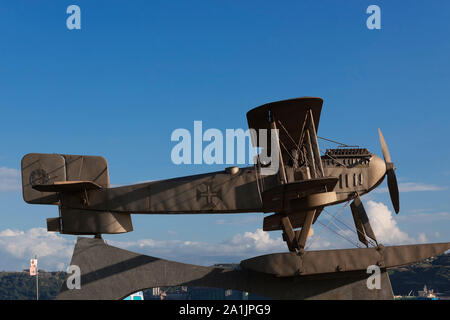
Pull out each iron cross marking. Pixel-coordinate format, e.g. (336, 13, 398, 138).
(197, 183, 222, 209)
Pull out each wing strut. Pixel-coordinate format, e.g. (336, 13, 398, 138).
(301, 109, 324, 179)
(280, 210, 317, 253)
(269, 112, 288, 184)
(277, 108, 325, 252)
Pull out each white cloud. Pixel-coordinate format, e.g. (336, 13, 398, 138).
(0, 229, 24, 237)
(109, 228, 288, 266)
(7, 212, 434, 272)
(305, 235, 332, 250)
(0, 227, 293, 270)
(0, 167, 21, 191)
(114, 227, 342, 265)
(365, 200, 431, 245)
(417, 233, 428, 243)
(229, 229, 285, 251)
(375, 182, 444, 193)
(366, 200, 412, 244)
(0, 228, 74, 271)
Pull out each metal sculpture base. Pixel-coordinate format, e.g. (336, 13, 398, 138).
(57, 237, 450, 300)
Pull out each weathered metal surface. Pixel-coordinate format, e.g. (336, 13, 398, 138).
(57, 237, 394, 300)
(297, 210, 316, 249)
(247, 97, 323, 163)
(265, 212, 303, 231)
(306, 109, 324, 177)
(262, 177, 338, 211)
(60, 167, 264, 214)
(21, 153, 109, 205)
(263, 208, 323, 231)
(33, 180, 102, 193)
(351, 203, 369, 247)
(240, 242, 450, 277)
(305, 130, 317, 178)
(59, 208, 133, 235)
(21, 153, 66, 204)
(18, 98, 410, 255)
(351, 196, 377, 243)
(22, 151, 390, 237)
(292, 191, 337, 211)
(63, 155, 110, 188)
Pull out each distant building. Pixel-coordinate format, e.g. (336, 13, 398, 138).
(152, 287, 160, 296)
(418, 285, 438, 299)
(395, 285, 440, 300)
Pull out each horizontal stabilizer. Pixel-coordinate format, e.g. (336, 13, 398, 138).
(32, 180, 102, 193)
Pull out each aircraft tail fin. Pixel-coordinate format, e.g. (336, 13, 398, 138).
(21, 153, 109, 204)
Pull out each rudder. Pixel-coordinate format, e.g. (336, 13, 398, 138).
(21, 153, 110, 204)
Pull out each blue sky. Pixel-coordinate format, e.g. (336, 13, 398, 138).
(0, 1, 449, 270)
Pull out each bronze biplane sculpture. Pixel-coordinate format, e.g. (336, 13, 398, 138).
(21, 97, 449, 299)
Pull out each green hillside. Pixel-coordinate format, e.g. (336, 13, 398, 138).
(388, 253, 450, 296)
(0, 271, 66, 300)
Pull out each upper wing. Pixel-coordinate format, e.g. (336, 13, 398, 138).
(246, 97, 323, 164)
